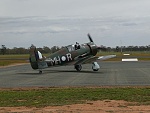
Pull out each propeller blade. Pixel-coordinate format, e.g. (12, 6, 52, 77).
(87, 33, 93, 42)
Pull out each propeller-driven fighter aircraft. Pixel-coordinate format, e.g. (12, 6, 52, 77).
(29, 34, 116, 73)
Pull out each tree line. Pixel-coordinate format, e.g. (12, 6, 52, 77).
(0, 45, 60, 55)
(1, 45, 150, 55)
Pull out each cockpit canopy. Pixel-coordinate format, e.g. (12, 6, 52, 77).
(66, 44, 81, 52)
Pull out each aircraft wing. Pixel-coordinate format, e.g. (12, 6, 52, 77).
(97, 55, 116, 61)
(75, 55, 116, 65)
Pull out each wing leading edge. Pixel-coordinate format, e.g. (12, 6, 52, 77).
(75, 55, 116, 65)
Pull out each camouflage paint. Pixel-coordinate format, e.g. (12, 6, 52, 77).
(29, 42, 98, 70)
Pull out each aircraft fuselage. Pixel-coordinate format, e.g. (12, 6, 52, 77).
(45, 43, 92, 67)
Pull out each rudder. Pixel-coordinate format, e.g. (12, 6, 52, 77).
(29, 45, 48, 69)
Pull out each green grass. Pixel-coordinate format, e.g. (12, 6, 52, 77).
(0, 88, 150, 107)
(0, 54, 29, 66)
(0, 54, 29, 59)
(0, 60, 28, 66)
(0, 54, 49, 66)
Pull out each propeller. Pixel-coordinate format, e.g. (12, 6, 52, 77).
(87, 33, 108, 55)
(87, 33, 98, 56)
(87, 33, 106, 52)
(87, 33, 93, 42)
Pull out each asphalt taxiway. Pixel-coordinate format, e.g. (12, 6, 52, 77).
(0, 61, 150, 88)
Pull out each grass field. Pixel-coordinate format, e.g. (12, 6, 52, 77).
(0, 54, 29, 66)
(0, 54, 29, 59)
(0, 54, 51, 66)
(0, 52, 150, 66)
(97, 51, 150, 61)
(0, 87, 150, 107)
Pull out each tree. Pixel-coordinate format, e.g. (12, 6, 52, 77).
(51, 46, 60, 53)
(116, 46, 119, 52)
(1, 45, 6, 55)
(43, 46, 51, 53)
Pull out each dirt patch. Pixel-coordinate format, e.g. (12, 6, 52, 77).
(0, 100, 150, 113)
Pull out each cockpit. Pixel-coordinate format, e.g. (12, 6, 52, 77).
(66, 44, 81, 52)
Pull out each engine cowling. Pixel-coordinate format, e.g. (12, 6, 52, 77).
(87, 33, 99, 56)
(87, 43, 98, 56)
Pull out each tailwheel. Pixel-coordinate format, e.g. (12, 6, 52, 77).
(39, 70, 42, 74)
(75, 65, 82, 71)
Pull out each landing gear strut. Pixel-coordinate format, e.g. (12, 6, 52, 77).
(75, 65, 82, 71)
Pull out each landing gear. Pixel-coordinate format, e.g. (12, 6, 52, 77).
(75, 65, 82, 71)
(39, 70, 42, 74)
(92, 62, 100, 71)
(93, 69, 99, 71)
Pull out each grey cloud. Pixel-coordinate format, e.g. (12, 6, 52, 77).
(1, 0, 150, 18)
(1, 16, 150, 48)
(1, 0, 150, 48)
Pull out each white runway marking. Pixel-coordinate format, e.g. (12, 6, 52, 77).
(123, 54, 130, 56)
(122, 58, 138, 61)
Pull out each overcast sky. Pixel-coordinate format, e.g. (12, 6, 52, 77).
(1, 0, 150, 48)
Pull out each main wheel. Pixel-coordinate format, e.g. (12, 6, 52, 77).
(92, 62, 100, 71)
(93, 69, 99, 71)
(75, 65, 82, 71)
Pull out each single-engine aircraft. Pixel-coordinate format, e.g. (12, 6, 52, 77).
(29, 34, 116, 73)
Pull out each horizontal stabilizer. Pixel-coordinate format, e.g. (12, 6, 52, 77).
(38, 61, 48, 69)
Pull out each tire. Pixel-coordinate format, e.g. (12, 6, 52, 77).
(93, 69, 99, 71)
(75, 65, 82, 71)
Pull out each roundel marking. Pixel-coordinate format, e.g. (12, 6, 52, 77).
(61, 56, 66, 61)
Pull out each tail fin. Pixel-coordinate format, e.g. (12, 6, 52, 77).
(29, 45, 48, 69)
